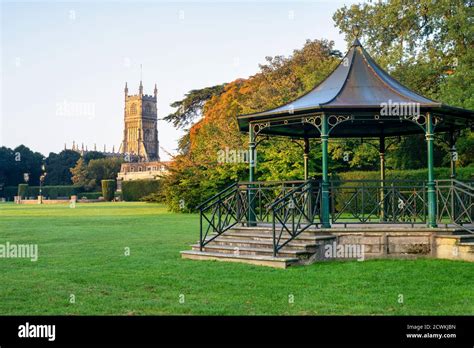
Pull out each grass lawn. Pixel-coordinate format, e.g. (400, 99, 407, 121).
(0, 202, 472, 315)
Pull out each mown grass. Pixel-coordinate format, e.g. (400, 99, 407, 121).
(0, 202, 472, 315)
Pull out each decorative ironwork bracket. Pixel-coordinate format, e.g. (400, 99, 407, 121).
(302, 114, 353, 133)
(252, 122, 271, 135)
(401, 113, 443, 133)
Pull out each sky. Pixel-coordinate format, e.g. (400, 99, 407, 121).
(1, 0, 360, 160)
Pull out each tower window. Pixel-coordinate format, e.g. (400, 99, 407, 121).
(145, 103, 152, 114)
(131, 103, 137, 115)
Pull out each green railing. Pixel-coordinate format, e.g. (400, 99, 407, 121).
(197, 183, 243, 250)
(436, 179, 474, 233)
(197, 178, 474, 255)
(197, 181, 305, 250)
(329, 180, 428, 224)
(268, 180, 321, 256)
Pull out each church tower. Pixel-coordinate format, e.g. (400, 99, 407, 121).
(120, 81, 160, 161)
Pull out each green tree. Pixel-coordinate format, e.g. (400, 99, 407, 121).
(163, 39, 340, 211)
(70, 158, 95, 190)
(83, 151, 106, 164)
(4, 145, 45, 186)
(163, 84, 227, 129)
(333, 0, 473, 168)
(45, 150, 81, 185)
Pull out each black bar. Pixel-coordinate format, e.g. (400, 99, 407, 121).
(0, 316, 472, 346)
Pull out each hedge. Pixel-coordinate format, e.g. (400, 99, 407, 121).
(101, 180, 116, 202)
(18, 184, 28, 199)
(335, 166, 474, 182)
(122, 180, 161, 201)
(79, 192, 102, 200)
(0, 185, 82, 200)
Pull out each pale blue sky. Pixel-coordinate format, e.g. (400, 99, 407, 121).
(1, 0, 359, 159)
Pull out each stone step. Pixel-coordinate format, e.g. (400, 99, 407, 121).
(229, 226, 332, 235)
(459, 235, 474, 243)
(458, 242, 474, 252)
(180, 250, 298, 269)
(205, 238, 318, 251)
(191, 244, 311, 258)
(209, 232, 335, 245)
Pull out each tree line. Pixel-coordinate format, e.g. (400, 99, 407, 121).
(161, 0, 473, 211)
(0, 146, 122, 192)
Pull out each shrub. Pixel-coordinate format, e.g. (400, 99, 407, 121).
(101, 180, 116, 202)
(139, 192, 164, 203)
(29, 186, 80, 199)
(18, 184, 28, 198)
(79, 192, 102, 200)
(122, 180, 161, 201)
(1, 186, 18, 201)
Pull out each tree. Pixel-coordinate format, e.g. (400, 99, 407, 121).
(333, 0, 473, 167)
(70, 158, 95, 190)
(163, 39, 340, 210)
(44, 150, 81, 185)
(0, 147, 16, 188)
(163, 84, 227, 129)
(83, 151, 106, 164)
(70, 157, 123, 191)
(1, 145, 45, 186)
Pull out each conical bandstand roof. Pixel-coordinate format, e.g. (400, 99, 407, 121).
(237, 38, 473, 138)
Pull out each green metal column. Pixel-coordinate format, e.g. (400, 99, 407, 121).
(379, 136, 386, 222)
(303, 138, 309, 181)
(320, 114, 331, 228)
(426, 113, 438, 228)
(248, 124, 256, 226)
(449, 131, 457, 179)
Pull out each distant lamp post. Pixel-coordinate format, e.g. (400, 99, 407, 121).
(39, 164, 47, 203)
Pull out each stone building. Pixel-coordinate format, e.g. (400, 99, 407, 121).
(118, 81, 160, 161)
(117, 161, 170, 184)
(116, 81, 171, 189)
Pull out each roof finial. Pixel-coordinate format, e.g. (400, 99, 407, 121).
(351, 25, 361, 47)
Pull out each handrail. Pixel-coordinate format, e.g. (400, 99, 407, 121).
(268, 181, 310, 210)
(436, 179, 474, 193)
(198, 183, 243, 250)
(436, 179, 474, 233)
(195, 182, 238, 210)
(239, 180, 306, 185)
(270, 180, 315, 256)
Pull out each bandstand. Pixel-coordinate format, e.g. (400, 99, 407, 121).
(181, 38, 474, 268)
